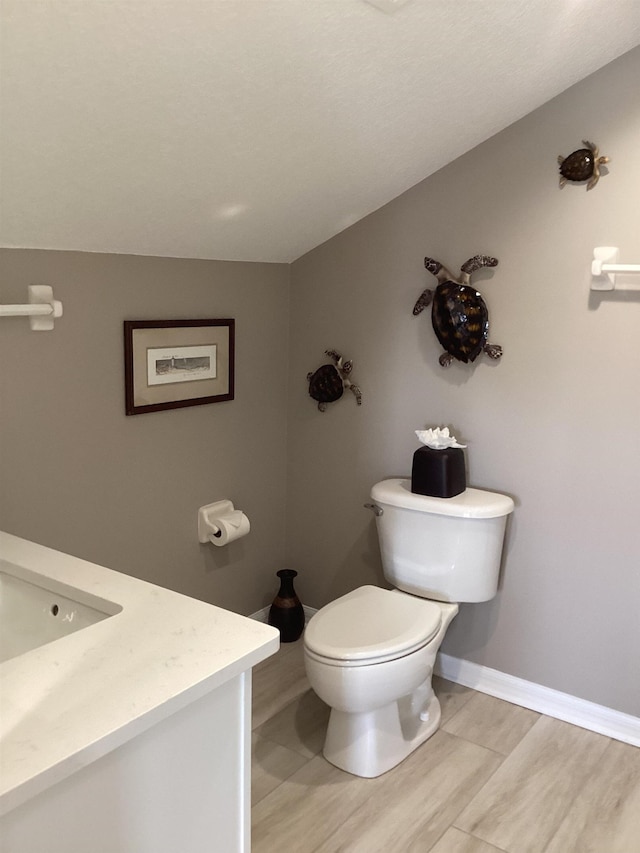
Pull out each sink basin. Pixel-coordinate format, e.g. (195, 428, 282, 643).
(0, 559, 121, 663)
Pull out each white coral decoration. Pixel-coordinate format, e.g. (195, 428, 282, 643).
(415, 427, 466, 450)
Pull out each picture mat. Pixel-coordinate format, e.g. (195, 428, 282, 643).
(132, 325, 230, 407)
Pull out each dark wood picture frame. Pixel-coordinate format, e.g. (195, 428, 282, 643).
(124, 319, 235, 415)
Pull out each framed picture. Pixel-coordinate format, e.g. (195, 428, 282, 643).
(124, 319, 235, 415)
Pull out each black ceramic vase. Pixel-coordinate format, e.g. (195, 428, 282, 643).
(268, 569, 305, 643)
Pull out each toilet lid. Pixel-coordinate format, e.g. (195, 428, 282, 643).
(304, 586, 442, 663)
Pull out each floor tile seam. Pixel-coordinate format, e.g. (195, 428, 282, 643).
(424, 823, 498, 853)
(308, 829, 344, 853)
(538, 825, 571, 853)
(283, 770, 386, 853)
(307, 796, 386, 853)
(465, 711, 563, 766)
(439, 728, 514, 759)
(423, 824, 451, 853)
(403, 736, 508, 848)
(597, 732, 640, 764)
(526, 723, 612, 791)
(313, 744, 465, 849)
(254, 678, 310, 704)
(521, 703, 629, 753)
(435, 687, 477, 725)
(448, 827, 511, 853)
(252, 712, 278, 732)
(452, 761, 597, 853)
(253, 728, 313, 756)
(251, 782, 285, 810)
(314, 754, 506, 853)
(254, 729, 321, 760)
(440, 687, 542, 730)
(251, 688, 311, 730)
(251, 760, 309, 811)
(450, 817, 511, 853)
(525, 753, 620, 849)
(449, 750, 518, 842)
(251, 748, 293, 811)
(256, 686, 318, 725)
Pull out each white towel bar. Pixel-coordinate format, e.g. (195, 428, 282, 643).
(0, 303, 55, 317)
(591, 247, 640, 291)
(0, 285, 63, 329)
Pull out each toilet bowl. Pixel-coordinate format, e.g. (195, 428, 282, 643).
(303, 478, 514, 778)
(304, 586, 458, 777)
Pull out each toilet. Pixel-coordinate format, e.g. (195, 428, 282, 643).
(303, 477, 514, 778)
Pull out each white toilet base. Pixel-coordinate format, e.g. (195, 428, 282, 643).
(322, 689, 442, 778)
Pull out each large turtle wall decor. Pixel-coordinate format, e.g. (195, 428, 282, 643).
(413, 255, 502, 367)
(558, 140, 609, 190)
(307, 349, 362, 411)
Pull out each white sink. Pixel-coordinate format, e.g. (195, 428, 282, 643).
(0, 560, 121, 663)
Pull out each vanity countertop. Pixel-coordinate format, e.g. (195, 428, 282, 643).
(0, 531, 279, 815)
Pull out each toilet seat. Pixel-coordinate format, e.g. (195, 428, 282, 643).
(304, 585, 442, 666)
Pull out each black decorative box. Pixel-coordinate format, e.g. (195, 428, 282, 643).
(411, 446, 466, 498)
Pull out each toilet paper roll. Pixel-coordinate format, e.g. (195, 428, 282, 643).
(208, 510, 250, 546)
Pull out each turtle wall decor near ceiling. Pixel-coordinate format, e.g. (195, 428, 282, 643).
(307, 349, 362, 411)
(413, 255, 502, 367)
(558, 140, 609, 190)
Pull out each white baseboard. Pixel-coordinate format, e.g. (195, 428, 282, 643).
(249, 605, 318, 625)
(436, 652, 640, 748)
(249, 603, 639, 748)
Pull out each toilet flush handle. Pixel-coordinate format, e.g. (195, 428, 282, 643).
(364, 503, 383, 517)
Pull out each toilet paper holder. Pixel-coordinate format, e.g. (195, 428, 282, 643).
(198, 499, 249, 543)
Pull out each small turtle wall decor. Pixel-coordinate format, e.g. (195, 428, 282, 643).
(307, 349, 362, 411)
(413, 255, 502, 367)
(558, 140, 609, 190)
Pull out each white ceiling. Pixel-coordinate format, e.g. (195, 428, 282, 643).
(2, 1, 640, 264)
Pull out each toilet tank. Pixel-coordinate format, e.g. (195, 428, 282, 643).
(370, 479, 514, 603)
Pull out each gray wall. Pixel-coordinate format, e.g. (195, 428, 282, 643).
(1, 48, 638, 717)
(286, 47, 640, 716)
(0, 250, 290, 615)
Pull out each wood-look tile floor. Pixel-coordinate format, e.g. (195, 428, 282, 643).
(251, 640, 640, 853)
